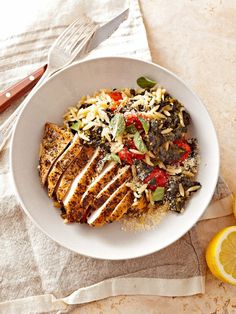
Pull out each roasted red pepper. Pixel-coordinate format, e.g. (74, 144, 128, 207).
(124, 112, 149, 131)
(132, 152, 145, 160)
(143, 167, 169, 191)
(126, 139, 136, 149)
(118, 145, 145, 165)
(108, 91, 123, 111)
(173, 140, 191, 163)
(124, 113, 143, 129)
(108, 91, 123, 101)
(118, 147, 133, 165)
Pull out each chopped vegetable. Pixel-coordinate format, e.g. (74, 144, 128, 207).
(143, 167, 169, 191)
(70, 121, 81, 132)
(165, 179, 201, 212)
(118, 146, 145, 165)
(126, 124, 138, 134)
(126, 139, 136, 150)
(133, 132, 148, 154)
(152, 187, 165, 201)
(118, 147, 133, 165)
(124, 112, 143, 130)
(108, 91, 123, 111)
(110, 114, 125, 139)
(131, 151, 145, 160)
(137, 76, 157, 89)
(108, 91, 123, 102)
(104, 152, 121, 164)
(173, 140, 191, 163)
(138, 116, 150, 134)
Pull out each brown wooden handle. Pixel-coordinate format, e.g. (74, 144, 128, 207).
(0, 64, 47, 114)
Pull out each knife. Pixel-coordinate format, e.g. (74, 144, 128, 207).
(0, 8, 129, 114)
(85, 8, 129, 52)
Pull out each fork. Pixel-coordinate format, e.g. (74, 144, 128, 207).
(0, 15, 98, 151)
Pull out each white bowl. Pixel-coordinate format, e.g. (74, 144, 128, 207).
(11, 57, 219, 260)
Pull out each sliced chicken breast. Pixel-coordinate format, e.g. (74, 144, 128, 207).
(80, 161, 119, 209)
(107, 190, 134, 223)
(93, 165, 131, 209)
(128, 194, 148, 217)
(87, 182, 130, 227)
(47, 134, 81, 197)
(39, 123, 73, 185)
(63, 147, 104, 222)
(55, 146, 93, 202)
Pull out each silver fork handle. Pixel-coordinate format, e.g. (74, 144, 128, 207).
(0, 67, 52, 152)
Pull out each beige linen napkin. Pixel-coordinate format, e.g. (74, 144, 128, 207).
(0, 0, 233, 313)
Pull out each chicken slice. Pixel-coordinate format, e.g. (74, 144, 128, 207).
(128, 194, 148, 217)
(93, 165, 131, 210)
(63, 147, 104, 222)
(55, 146, 94, 202)
(39, 123, 73, 185)
(107, 190, 134, 223)
(87, 182, 130, 227)
(80, 161, 119, 209)
(47, 134, 81, 197)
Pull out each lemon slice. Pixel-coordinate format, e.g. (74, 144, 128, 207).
(206, 226, 236, 285)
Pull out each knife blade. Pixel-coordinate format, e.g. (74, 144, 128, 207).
(85, 8, 129, 53)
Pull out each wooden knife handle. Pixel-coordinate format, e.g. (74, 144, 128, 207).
(0, 64, 47, 114)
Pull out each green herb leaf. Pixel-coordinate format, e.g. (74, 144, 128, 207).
(133, 132, 148, 153)
(137, 76, 157, 89)
(110, 114, 125, 139)
(70, 121, 81, 132)
(138, 117, 150, 134)
(104, 153, 121, 164)
(126, 124, 138, 134)
(152, 187, 165, 201)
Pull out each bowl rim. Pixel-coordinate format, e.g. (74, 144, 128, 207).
(10, 56, 220, 260)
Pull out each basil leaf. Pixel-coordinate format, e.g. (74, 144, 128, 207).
(110, 114, 125, 139)
(152, 187, 165, 201)
(133, 132, 148, 153)
(138, 117, 150, 134)
(104, 153, 121, 164)
(126, 124, 137, 134)
(70, 121, 81, 132)
(137, 76, 157, 89)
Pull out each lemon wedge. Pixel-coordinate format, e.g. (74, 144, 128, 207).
(206, 226, 236, 285)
